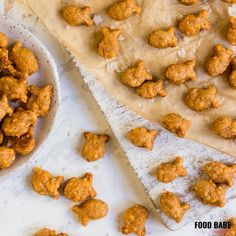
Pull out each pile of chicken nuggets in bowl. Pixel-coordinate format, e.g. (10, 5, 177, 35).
(0, 17, 59, 175)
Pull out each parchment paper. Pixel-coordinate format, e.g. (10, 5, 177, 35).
(24, 0, 236, 157)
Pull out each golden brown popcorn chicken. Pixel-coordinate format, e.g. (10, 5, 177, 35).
(212, 116, 236, 139)
(62, 5, 93, 27)
(162, 113, 191, 138)
(10, 42, 39, 75)
(34, 228, 68, 236)
(229, 58, 236, 88)
(72, 199, 108, 226)
(194, 179, 228, 207)
(120, 61, 153, 88)
(222, 0, 236, 3)
(0, 130, 3, 144)
(0, 32, 8, 48)
(107, 0, 141, 21)
(227, 17, 236, 45)
(127, 127, 158, 150)
(148, 27, 178, 49)
(2, 108, 37, 137)
(121, 205, 149, 236)
(179, 0, 200, 5)
(0, 95, 13, 122)
(31, 167, 64, 200)
(8, 126, 35, 155)
(0, 146, 15, 169)
(165, 60, 196, 85)
(178, 10, 211, 36)
(160, 191, 190, 223)
(97, 27, 122, 59)
(156, 157, 187, 183)
(63, 172, 96, 202)
(81, 132, 109, 162)
(206, 45, 233, 77)
(136, 80, 167, 99)
(26, 84, 53, 117)
(204, 161, 236, 187)
(185, 85, 220, 111)
(0, 76, 27, 103)
(225, 218, 236, 236)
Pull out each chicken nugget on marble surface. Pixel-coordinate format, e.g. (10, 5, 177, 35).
(81, 132, 109, 162)
(228, 58, 236, 88)
(156, 157, 187, 183)
(31, 167, 64, 200)
(2, 108, 37, 137)
(121, 205, 149, 236)
(72, 199, 108, 226)
(34, 228, 68, 236)
(63, 172, 96, 202)
(227, 16, 236, 45)
(225, 218, 236, 236)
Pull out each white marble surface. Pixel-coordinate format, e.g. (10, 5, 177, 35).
(0, 1, 235, 236)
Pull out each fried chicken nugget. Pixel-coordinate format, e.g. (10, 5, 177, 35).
(194, 179, 228, 207)
(72, 199, 108, 226)
(160, 191, 190, 223)
(0, 32, 8, 48)
(136, 80, 167, 98)
(8, 126, 35, 155)
(0, 146, 15, 169)
(179, 0, 200, 5)
(148, 27, 178, 49)
(97, 27, 122, 59)
(178, 10, 211, 36)
(2, 108, 37, 137)
(0, 76, 27, 103)
(62, 5, 93, 26)
(156, 157, 187, 183)
(185, 85, 220, 111)
(26, 84, 53, 117)
(81, 132, 110, 162)
(229, 58, 236, 88)
(127, 127, 158, 150)
(162, 113, 191, 138)
(212, 116, 236, 139)
(107, 0, 141, 21)
(121, 205, 149, 236)
(204, 161, 236, 187)
(165, 60, 196, 85)
(0, 130, 3, 144)
(225, 218, 236, 236)
(31, 167, 64, 200)
(227, 16, 236, 45)
(34, 228, 68, 236)
(120, 60, 153, 88)
(10, 42, 39, 75)
(63, 172, 97, 202)
(0, 95, 13, 122)
(206, 45, 233, 77)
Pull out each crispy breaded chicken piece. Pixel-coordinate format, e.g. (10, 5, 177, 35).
(0, 146, 15, 169)
(0, 95, 13, 122)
